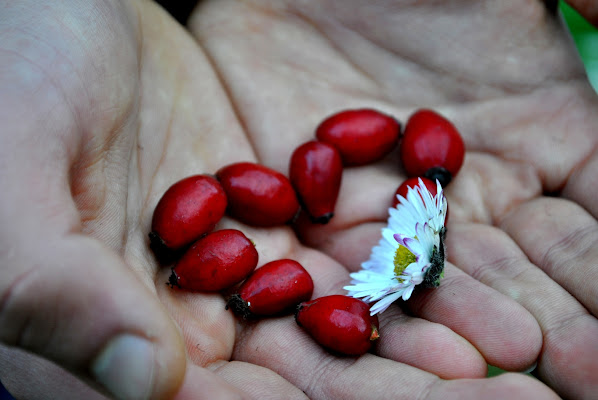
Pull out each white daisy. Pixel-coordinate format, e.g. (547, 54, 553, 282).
(344, 179, 448, 315)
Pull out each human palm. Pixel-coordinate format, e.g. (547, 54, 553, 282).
(1, 0, 597, 399)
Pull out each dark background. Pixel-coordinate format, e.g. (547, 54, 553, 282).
(155, 0, 198, 25)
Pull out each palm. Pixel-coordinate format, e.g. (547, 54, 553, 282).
(182, 0, 598, 397)
(3, 0, 597, 399)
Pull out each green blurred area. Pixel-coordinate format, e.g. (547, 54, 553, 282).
(561, 1, 598, 92)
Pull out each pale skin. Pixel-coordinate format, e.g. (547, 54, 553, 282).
(0, 0, 597, 399)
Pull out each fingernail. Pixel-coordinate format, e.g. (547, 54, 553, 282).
(92, 334, 155, 400)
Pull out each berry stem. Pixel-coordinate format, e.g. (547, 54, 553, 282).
(424, 167, 452, 188)
(225, 294, 253, 320)
(370, 325, 380, 341)
(310, 212, 334, 225)
(166, 269, 181, 289)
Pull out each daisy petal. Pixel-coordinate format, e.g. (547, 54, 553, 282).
(345, 178, 448, 314)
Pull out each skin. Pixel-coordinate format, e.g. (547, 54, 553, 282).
(0, 0, 596, 399)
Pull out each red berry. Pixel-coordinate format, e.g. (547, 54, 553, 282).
(216, 162, 300, 226)
(169, 229, 258, 292)
(295, 295, 379, 356)
(392, 177, 437, 208)
(315, 108, 400, 166)
(289, 141, 343, 224)
(227, 259, 314, 318)
(150, 174, 227, 251)
(400, 109, 465, 186)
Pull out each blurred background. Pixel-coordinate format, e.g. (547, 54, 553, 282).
(560, 1, 598, 93)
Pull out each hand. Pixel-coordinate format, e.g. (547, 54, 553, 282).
(0, 1, 593, 400)
(187, 0, 598, 398)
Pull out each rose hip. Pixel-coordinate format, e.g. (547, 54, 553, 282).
(216, 162, 300, 226)
(150, 174, 227, 252)
(295, 295, 379, 356)
(392, 177, 437, 208)
(227, 259, 314, 318)
(315, 108, 400, 166)
(289, 141, 343, 224)
(399, 109, 465, 187)
(168, 229, 258, 292)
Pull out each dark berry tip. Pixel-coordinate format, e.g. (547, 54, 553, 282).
(294, 304, 304, 325)
(148, 231, 166, 247)
(149, 231, 179, 264)
(149, 231, 165, 250)
(167, 269, 181, 289)
(424, 167, 452, 188)
(311, 212, 334, 225)
(226, 294, 253, 320)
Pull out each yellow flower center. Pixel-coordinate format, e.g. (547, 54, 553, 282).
(394, 245, 416, 282)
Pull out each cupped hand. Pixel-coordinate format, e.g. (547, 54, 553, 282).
(0, 1, 595, 399)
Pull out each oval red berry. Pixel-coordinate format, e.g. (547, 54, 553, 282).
(216, 162, 300, 227)
(316, 108, 400, 166)
(227, 259, 314, 318)
(295, 295, 379, 356)
(400, 109, 465, 186)
(289, 141, 343, 224)
(169, 229, 258, 292)
(150, 174, 227, 251)
(392, 177, 437, 208)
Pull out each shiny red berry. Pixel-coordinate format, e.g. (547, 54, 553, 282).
(391, 177, 437, 208)
(400, 109, 465, 187)
(150, 174, 227, 252)
(216, 162, 300, 226)
(315, 109, 400, 166)
(227, 259, 314, 318)
(295, 295, 379, 356)
(289, 141, 343, 224)
(168, 229, 258, 292)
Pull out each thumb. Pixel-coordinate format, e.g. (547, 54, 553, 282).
(0, 233, 186, 400)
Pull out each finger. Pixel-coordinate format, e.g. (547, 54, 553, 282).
(502, 198, 598, 318)
(564, 151, 598, 220)
(375, 306, 487, 379)
(171, 364, 247, 400)
(173, 362, 304, 400)
(305, 215, 543, 371)
(403, 263, 542, 371)
(0, 233, 186, 400)
(0, 344, 107, 400)
(449, 206, 598, 399)
(233, 317, 558, 400)
(297, 214, 542, 372)
(284, 247, 489, 379)
(206, 361, 308, 400)
(500, 198, 598, 399)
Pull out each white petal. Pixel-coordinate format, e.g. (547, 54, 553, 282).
(401, 284, 416, 300)
(370, 291, 404, 315)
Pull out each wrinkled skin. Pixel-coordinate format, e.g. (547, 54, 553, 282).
(1, 1, 597, 399)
